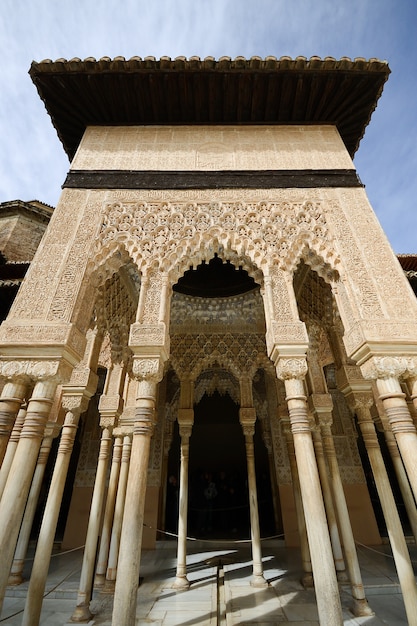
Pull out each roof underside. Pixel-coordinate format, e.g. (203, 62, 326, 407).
(29, 55, 390, 161)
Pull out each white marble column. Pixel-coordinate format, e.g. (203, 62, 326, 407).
(22, 397, 87, 626)
(281, 417, 313, 587)
(361, 357, 417, 503)
(0, 377, 56, 612)
(0, 404, 26, 500)
(105, 434, 132, 588)
(173, 377, 194, 589)
(8, 431, 55, 586)
(70, 425, 113, 622)
(381, 421, 417, 543)
(311, 426, 347, 582)
(276, 358, 343, 626)
(241, 412, 268, 587)
(95, 436, 123, 587)
(318, 410, 372, 617)
(0, 378, 27, 466)
(173, 419, 193, 589)
(112, 359, 163, 626)
(353, 393, 417, 626)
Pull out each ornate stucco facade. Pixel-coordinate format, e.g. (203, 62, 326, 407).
(1, 56, 417, 625)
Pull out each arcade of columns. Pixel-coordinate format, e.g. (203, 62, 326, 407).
(1, 123, 417, 625)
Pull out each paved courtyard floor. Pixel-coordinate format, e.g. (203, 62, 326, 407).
(1, 538, 415, 625)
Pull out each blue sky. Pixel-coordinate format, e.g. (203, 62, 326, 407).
(1, 0, 416, 252)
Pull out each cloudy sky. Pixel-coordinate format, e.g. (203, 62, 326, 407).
(1, 0, 416, 252)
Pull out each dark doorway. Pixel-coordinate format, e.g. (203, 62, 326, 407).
(165, 390, 274, 540)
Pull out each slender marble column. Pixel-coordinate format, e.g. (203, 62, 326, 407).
(105, 435, 132, 587)
(282, 418, 313, 587)
(354, 396, 417, 626)
(277, 359, 343, 626)
(0, 379, 27, 466)
(241, 415, 268, 587)
(70, 425, 113, 622)
(311, 427, 347, 582)
(8, 433, 54, 586)
(381, 416, 417, 543)
(361, 366, 417, 500)
(112, 371, 161, 626)
(173, 420, 192, 589)
(0, 405, 26, 500)
(95, 436, 123, 587)
(0, 378, 56, 611)
(319, 414, 373, 616)
(22, 401, 85, 626)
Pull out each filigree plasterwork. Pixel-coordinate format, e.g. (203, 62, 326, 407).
(170, 290, 265, 333)
(96, 199, 338, 277)
(335, 190, 417, 320)
(194, 370, 240, 405)
(170, 332, 269, 379)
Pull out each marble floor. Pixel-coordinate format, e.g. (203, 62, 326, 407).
(1, 539, 415, 625)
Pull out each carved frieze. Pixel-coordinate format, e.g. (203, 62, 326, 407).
(97, 199, 337, 277)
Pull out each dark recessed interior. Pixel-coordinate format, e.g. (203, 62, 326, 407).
(173, 254, 258, 298)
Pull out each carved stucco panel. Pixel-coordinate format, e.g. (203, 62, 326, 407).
(48, 193, 105, 324)
(338, 189, 417, 319)
(96, 199, 339, 279)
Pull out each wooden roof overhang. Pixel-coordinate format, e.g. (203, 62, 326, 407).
(29, 55, 390, 161)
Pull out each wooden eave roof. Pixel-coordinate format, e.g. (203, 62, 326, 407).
(29, 55, 390, 161)
(398, 254, 417, 273)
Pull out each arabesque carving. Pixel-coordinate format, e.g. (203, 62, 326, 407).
(97, 199, 338, 276)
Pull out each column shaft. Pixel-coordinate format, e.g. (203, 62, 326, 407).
(0, 379, 26, 466)
(174, 428, 191, 588)
(284, 377, 343, 626)
(22, 411, 80, 626)
(244, 431, 267, 586)
(383, 426, 417, 543)
(71, 426, 113, 622)
(376, 377, 417, 501)
(312, 430, 347, 579)
(321, 421, 372, 616)
(0, 405, 26, 500)
(0, 379, 55, 611)
(112, 406, 154, 626)
(8, 435, 54, 586)
(283, 422, 312, 585)
(357, 407, 417, 625)
(105, 435, 132, 586)
(95, 436, 123, 586)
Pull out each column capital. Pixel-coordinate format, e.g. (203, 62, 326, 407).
(308, 393, 333, 414)
(276, 357, 308, 381)
(360, 356, 410, 381)
(0, 358, 72, 384)
(131, 356, 165, 383)
(239, 407, 257, 425)
(61, 393, 89, 416)
(178, 408, 194, 425)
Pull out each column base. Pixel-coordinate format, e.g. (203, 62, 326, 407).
(69, 603, 94, 623)
(351, 597, 374, 617)
(336, 569, 349, 583)
(172, 575, 190, 589)
(102, 579, 115, 594)
(7, 572, 24, 586)
(251, 574, 268, 588)
(301, 572, 314, 588)
(94, 573, 105, 588)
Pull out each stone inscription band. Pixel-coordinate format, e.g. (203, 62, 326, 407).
(63, 169, 363, 189)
